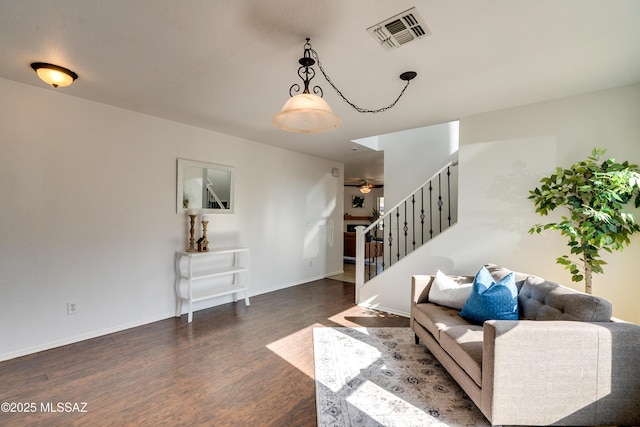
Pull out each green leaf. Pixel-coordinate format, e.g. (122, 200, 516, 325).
(528, 147, 640, 288)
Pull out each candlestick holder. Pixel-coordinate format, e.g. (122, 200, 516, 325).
(186, 214, 197, 252)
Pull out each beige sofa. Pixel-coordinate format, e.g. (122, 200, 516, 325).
(410, 264, 640, 426)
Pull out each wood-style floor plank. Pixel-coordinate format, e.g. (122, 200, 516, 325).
(0, 279, 408, 426)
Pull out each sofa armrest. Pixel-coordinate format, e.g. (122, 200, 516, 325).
(411, 275, 435, 305)
(482, 320, 640, 426)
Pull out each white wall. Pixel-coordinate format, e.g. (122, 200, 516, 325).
(381, 121, 459, 209)
(0, 78, 344, 361)
(360, 83, 640, 324)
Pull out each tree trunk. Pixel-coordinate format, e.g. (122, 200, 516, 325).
(584, 257, 592, 294)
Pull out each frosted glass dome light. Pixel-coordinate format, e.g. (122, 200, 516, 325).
(31, 62, 78, 88)
(272, 93, 342, 134)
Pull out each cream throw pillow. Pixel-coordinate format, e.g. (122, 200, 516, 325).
(428, 270, 472, 310)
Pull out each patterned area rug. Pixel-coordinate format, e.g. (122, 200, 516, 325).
(313, 327, 490, 426)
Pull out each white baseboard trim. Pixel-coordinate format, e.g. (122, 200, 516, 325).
(324, 269, 344, 277)
(250, 273, 331, 297)
(2, 273, 350, 362)
(357, 302, 410, 319)
(176, 273, 343, 315)
(0, 311, 176, 362)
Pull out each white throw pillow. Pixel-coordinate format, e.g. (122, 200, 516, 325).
(428, 270, 473, 310)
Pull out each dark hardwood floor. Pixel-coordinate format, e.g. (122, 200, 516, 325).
(0, 278, 408, 426)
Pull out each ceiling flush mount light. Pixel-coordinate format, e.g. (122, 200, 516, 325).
(272, 38, 416, 134)
(30, 62, 78, 88)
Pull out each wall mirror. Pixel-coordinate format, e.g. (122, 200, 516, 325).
(177, 159, 234, 214)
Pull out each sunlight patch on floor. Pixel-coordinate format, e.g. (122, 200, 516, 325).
(346, 379, 440, 425)
(265, 323, 322, 379)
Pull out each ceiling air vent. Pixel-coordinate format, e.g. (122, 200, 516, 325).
(367, 7, 431, 51)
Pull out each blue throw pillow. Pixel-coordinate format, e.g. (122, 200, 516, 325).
(459, 266, 518, 324)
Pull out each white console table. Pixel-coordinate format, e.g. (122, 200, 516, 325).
(175, 247, 250, 322)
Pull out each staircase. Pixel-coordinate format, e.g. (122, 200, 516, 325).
(205, 179, 228, 209)
(354, 161, 458, 299)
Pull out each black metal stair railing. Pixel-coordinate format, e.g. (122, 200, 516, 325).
(354, 161, 458, 287)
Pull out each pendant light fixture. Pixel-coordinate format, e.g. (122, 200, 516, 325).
(272, 39, 341, 134)
(272, 38, 416, 134)
(30, 62, 78, 88)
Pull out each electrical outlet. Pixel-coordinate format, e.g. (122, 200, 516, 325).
(67, 300, 79, 315)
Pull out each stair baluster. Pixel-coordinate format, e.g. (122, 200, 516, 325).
(355, 161, 458, 288)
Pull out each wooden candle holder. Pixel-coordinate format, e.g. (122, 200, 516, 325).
(186, 214, 197, 252)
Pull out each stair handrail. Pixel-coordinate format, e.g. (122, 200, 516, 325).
(205, 179, 228, 209)
(363, 160, 456, 236)
(355, 160, 457, 295)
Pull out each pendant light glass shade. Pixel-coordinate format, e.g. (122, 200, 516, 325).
(272, 93, 342, 134)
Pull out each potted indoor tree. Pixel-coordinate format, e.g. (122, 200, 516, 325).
(528, 147, 640, 293)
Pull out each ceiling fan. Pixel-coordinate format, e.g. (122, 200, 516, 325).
(344, 178, 383, 194)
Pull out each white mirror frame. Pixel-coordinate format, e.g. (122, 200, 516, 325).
(177, 158, 235, 214)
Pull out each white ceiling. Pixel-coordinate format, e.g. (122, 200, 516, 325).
(1, 1, 639, 183)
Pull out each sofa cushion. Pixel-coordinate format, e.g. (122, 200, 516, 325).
(459, 266, 519, 324)
(519, 276, 613, 321)
(428, 270, 473, 310)
(440, 325, 484, 387)
(485, 263, 530, 293)
(413, 303, 472, 343)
